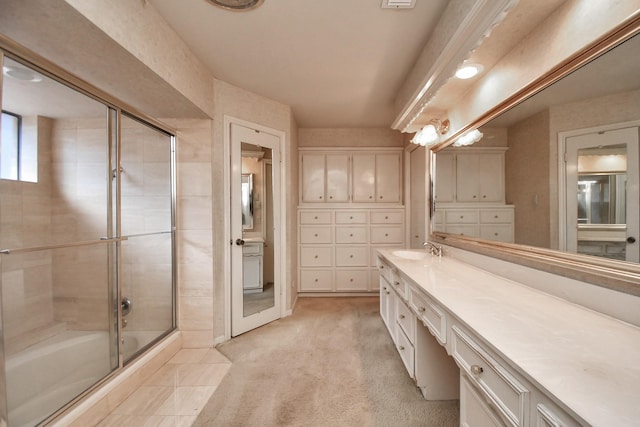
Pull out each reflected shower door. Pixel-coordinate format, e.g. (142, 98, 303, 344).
(119, 114, 175, 363)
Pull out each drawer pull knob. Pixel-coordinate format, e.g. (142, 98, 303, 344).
(350, 216, 353, 219)
(314, 233, 318, 237)
(471, 365, 484, 375)
(472, 195, 477, 199)
(314, 216, 318, 219)
(380, 265, 385, 269)
(319, 196, 323, 199)
(314, 255, 318, 259)
(418, 307, 426, 312)
(350, 255, 354, 258)
(329, 196, 333, 199)
(385, 233, 389, 237)
(399, 314, 405, 319)
(385, 216, 389, 219)
(379, 196, 383, 199)
(350, 278, 354, 282)
(350, 233, 353, 237)
(314, 279, 318, 282)
(460, 215, 464, 219)
(369, 196, 373, 199)
(385, 291, 390, 295)
(399, 345, 405, 351)
(394, 281, 400, 286)
(482, 195, 486, 198)
(494, 232, 498, 236)
(494, 215, 499, 219)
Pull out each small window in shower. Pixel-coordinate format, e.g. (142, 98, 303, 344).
(0, 110, 36, 182)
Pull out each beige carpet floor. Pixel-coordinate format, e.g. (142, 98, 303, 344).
(194, 297, 459, 427)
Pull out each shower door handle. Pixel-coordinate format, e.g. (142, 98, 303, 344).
(121, 297, 132, 316)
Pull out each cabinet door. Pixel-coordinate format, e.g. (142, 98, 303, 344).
(460, 375, 504, 427)
(376, 153, 402, 203)
(456, 152, 504, 202)
(435, 152, 455, 203)
(301, 154, 326, 202)
(352, 154, 376, 202)
(326, 154, 349, 202)
(242, 255, 262, 290)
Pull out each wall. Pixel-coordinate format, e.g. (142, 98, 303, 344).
(0, 116, 55, 354)
(504, 110, 552, 248)
(299, 128, 403, 148)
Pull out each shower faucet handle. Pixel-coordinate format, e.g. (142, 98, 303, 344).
(121, 297, 132, 316)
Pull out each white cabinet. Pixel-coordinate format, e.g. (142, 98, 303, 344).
(352, 153, 402, 203)
(461, 374, 506, 427)
(456, 152, 504, 203)
(435, 206, 515, 243)
(436, 148, 506, 204)
(300, 149, 403, 205)
(242, 241, 264, 293)
(298, 208, 405, 293)
(300, 153, 349, 203)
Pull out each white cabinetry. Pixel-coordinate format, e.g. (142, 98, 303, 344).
(300, 153, 349, 203)
(300, 149, 402, 205)
(434, 147, 514, 242)
(242, 241, 264, 293)
(298, 209, 405, 293)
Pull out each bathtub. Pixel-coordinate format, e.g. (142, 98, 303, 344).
(5, 329, 168, 426)
(6, 330, 112, 427)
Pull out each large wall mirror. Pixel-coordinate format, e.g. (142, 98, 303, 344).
(431, 21, 640, 295)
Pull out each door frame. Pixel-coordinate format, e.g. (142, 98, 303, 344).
(558, 119, 640, 253)
(223, 115, 287, 340)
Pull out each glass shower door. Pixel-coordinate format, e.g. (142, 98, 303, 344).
(119, 114, 175, 363)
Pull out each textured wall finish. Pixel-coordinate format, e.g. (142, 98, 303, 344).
(298, 128, 403, 148)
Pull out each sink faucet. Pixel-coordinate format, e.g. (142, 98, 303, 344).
(423, 241, 443, 258)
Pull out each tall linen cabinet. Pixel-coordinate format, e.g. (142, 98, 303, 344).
(298, 148, 405, 293)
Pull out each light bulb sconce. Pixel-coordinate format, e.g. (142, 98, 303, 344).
(411, 119, 450, 146)
(454, 129, 483, 147)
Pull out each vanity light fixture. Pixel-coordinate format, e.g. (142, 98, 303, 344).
(207, 0, 264, 11)
(454, 129, 483, 146)
(411, 119, 450, 146)
(455, 63, 484, 80)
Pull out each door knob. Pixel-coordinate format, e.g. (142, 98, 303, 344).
(236, 238, 245, 246)
(121, 297, 132, 316)
(627, 236, 636, 244)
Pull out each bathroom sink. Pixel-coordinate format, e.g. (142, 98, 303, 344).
(391, 250, 429, 260)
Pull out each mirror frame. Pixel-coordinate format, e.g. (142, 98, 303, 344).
(429, 15, 640, 297)
(241, 173, 254, 230)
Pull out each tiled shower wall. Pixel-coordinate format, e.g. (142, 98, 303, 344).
(0, 116, 55, 354)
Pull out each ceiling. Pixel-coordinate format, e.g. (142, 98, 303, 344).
(149, 0, 448, 128)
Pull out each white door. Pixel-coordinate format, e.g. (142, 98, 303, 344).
(565, 126, 639, 262)
(376, 153, 402, 203)
(231, 123, 281, 336)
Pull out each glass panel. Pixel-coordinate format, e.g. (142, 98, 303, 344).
(120, 234, 173, 362)
(1, 243, 115, 427)
(0, 57, 109, 249)
(241, 145, 274, 317)
(119, 114, 174, 363)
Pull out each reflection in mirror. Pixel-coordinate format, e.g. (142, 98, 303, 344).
(433, 30, 640, 271)
(241, 144, 275, 317)
(241, 173, 254, 230)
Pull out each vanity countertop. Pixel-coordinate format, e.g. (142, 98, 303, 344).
(378, 248, 640, 427)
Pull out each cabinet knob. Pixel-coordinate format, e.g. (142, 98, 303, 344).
(350, 278, 354, 282)
(471, 365, 484, 375)
(314, 255, 318, 259)
(350, 216, 353, 219)
(398, 345, 405, 351)
(319, 196, 323, 199)
(419, 307, 426, 312)
(314, 216, 318, 219)
(369, 196, 373, 199)
(394, 281, 400, 286)
(314, 278, 318, 282)
(399, 314, 405, 319)
(494, 215, 499, 219)
(379, 196, 383, 199)
(385, 291, 390, 295)
(380, 265, 385, 269)
(329, 195, 333, 199)
(482, 195, 487, 199)
(350, 254, 354, 258)
(385, 233, 389, 237)
(494, 232, 498, 236)
(350, 233, 353, 237)
(314, 233, 318, 237)
(385, 216, 389, 220)
(473, 195, 477, 199)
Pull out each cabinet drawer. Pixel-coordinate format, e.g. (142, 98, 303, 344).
(371, 211, 403, 224)
(243, 243, 263, 255)
(335, 226, 368, 244)
(396, 326, 415, 378)
(445, 210, 479, 224)
(300, 269, 333, 291)
(445, 224, 478, 237)
(480, 224, 514, 243)
(452, 325, 529, 427)
(410, 287, 446, 345)
(335, 246, 368, 267)
(377, 257, 392, 284)
(390, 272, 407, 300)
(433, 210, 444, 224)
(335, 269, 369, 291)
(396, 299, 415, 344)
(461, 374, 505, 427)
(300, 211, 332, 224)
(371, 226, 403, 244)
(480, 209, 514, 224)
(335, 211, 368, 224)
(300, 226, 333, 244)
(300, 246, 333, 267)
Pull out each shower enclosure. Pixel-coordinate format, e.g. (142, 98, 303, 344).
(0, 50, 176, 426)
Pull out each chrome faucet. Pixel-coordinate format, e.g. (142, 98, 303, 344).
(423, 241, 443, 258)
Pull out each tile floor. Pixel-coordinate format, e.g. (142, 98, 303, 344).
(96, 348, 231, 426)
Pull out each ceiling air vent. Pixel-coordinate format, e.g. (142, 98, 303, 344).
(381, 0, 416, 9)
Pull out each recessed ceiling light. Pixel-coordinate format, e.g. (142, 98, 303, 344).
(455, 63, 484, 80)
(207, 0, 264, 11)
(2, 66, 43, 83)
